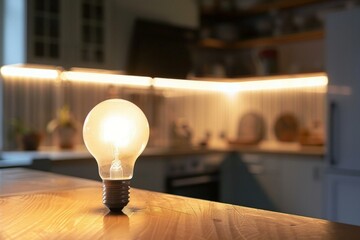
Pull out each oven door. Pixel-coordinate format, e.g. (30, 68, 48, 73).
(166, 171, 219, 201)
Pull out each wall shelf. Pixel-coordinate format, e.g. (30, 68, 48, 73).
(198, 30, 324, 49)
(234, 29, 324, 48)
(201, 0, 332, 20)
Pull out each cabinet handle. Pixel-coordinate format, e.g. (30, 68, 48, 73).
(329, 101, 337, 166)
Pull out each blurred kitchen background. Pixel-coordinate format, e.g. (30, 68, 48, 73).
(1, 0, 360, 227)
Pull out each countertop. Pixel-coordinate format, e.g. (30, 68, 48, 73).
(0, 142, 324, 168)
(1, 168, 359, 239)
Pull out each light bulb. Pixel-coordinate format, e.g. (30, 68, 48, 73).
(83, 99, 149, 212)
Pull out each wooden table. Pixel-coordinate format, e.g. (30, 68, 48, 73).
(1, 168, 360, 239)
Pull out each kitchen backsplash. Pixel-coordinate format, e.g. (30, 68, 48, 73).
(162, 86, 325, 147)
(2, 75, 326, 150)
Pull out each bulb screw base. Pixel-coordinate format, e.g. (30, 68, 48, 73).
(102, 180, 130, 212)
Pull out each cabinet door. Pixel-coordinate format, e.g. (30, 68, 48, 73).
(221, 153, 324, 218)
(221, 153, 281, 212)
(27, 0, 63, 65)
(326, 8, 360, 170)
(281, 156, 324, 218)
(73, 0, 109, 69)
(27, 0, 112, 69)
(246, 154, 282, 212)
(132, 157, 166, 192)
(326, 172, 360, 226)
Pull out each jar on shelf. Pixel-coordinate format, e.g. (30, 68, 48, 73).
(253, 48, 278, 75)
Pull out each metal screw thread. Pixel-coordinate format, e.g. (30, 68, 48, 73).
(102, 180, 130, 212)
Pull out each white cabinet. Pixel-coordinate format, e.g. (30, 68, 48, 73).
(27, 0, 114, 69)
(326, 172, 360, 226)
(221, 153, 325, 218)
(221, 153, 282, 211)
(3, 0, 116, 69)
(281, 156, 324, 218)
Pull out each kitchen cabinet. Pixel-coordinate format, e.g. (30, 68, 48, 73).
(221, 152, 324, 218)
(3, 0, 114, 69)
(29, 155, 169, 192)
(221, 153, 282, 211)
(27, 0, 111, 69)
(281, 155, 324, 218)
(326, 172, 360, 226)
(132, 157, 167, 193)
(49, 158, 101, 181)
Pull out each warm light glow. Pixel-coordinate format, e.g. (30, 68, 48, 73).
(101, 116, 134, 148)
(83, 99, 149, 180)
(0, 65, 328, 93)
(62, 71, 152, 88)
(153, 78, 239, 94)
(154, 73, 328, 93)
(233, 75, 328, 91)
(0, 64, 60, 79)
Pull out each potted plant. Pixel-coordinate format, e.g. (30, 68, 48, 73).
(47, 105, 78, 149)
(11, 119, 42, 151)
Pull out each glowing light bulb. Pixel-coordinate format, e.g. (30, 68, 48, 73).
(83, 99, 149, 211)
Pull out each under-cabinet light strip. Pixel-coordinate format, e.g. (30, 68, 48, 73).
(62, 71, 152, 88)
(233, 75, 328, 91)
(153, 77, 236, 93)
(0, 65, 328, 92)
(154, 75, 328, 92)
(0, 65, 60, 79)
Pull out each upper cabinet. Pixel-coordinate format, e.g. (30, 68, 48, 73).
(27, 0, 111, 69)
(27, 0, 61, 64)
(192, 0, 353, 78)
(1, 0, 114, 69)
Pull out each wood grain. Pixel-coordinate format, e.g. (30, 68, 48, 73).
(0, 168, 99, 196)
(1, 169, 360, 239)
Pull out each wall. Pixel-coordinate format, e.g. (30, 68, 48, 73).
(163, 86, 325, 146)
(2, 74, 326, 150)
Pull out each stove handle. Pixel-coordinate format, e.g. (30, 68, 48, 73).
(170, 175, 218, 188)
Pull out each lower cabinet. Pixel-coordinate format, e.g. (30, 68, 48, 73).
(132, 157, 166, 192)
(221, 153, 324, 219)
(326, 172, 360, 226)
(221, 153, 281, 212)
(281, 156, 324, 218)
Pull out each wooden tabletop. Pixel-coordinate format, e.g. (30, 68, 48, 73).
(1, 168, 360, 239)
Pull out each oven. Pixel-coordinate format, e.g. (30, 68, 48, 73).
(165, 154, 224, 202)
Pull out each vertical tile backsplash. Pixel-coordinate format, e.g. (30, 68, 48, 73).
(162, 86, 325, 146)
(2, 75, 326, 150)
(3, 76, 58, 149)
(235, 87, 325, 142)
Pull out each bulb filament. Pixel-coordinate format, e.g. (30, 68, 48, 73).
(110, 159, 124, 179)
(110, 147, 124, 179)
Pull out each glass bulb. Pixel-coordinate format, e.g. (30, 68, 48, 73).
(83, 99, 149, 211)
